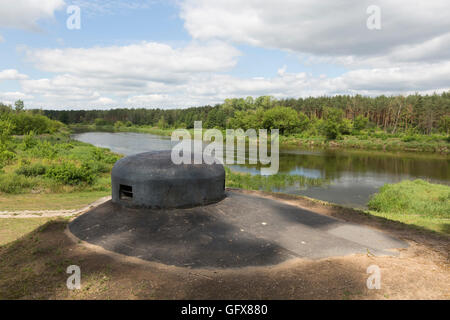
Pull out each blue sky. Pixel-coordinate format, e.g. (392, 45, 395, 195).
(0, 0, 449, 109)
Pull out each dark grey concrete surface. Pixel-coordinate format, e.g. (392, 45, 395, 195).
(69, 191, 408, 268)
(111, 150, 225, 209)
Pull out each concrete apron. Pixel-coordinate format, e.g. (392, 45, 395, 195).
(68, 191, 408, 269)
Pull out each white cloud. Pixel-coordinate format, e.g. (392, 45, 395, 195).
(180, 0, 450, 61)
(0, 91, 33, 105)
(18, 41, 242, 108)
(18, 62, 450, 109)
(26, 41, 240, 83)
(0, 69, 29, 81)
(0, 0, 64, 31)
(2, 0, 449, 109)
(331, 63, 450, 92)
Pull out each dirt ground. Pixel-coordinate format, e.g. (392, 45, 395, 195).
(0, 189, 448, 300)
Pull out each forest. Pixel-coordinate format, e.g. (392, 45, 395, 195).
(41, 92, 450, 136)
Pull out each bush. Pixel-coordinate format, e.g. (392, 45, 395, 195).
(22, 131, 38, 149)
(340, 118, 353, 135)
(81, 160, 109, 174)
(45, 162, 96, 185)
(16, 162, 47, 177)
(94, 118, 109, 126)
(0, 119, 15, 168)
(353, 115, 369, 132)
(0, 150, 15, 168)
(24, 140, 59, 159)
(402, 135, 417, 142)
(9, 112, 62, 134)
(262, 106, 302, 135)
(322, 108, 350, 140)
(90, 148, 120, 164)
(229, 108, 265, 130)
(114, 121, 124, 130)
(0, 173, 38, 193)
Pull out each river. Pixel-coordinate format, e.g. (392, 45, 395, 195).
(73, 131, 450, 208)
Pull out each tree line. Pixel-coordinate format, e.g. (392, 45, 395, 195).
(18, 92, 450, 136)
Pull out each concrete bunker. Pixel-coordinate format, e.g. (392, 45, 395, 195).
(111, 151, 225, 209)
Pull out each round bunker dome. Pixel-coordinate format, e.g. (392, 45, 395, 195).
(111, 150, 225, 208)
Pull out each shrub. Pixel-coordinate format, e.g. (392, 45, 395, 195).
(0, 150, 15, 168)
(353, 115, 369, 132)
(0, 173, 38, 193)
(94, 118, 109, 126)
(90, 148, 119, 164)
(0, 119, 15, 168)
(402, 135, 417, 142)
(114, 121, 124, 130)
(24, 140, 59, 159)
(9, 112, 61, 134)
(340, 118, 353, 135)
(22, 131, 38, 149)
(16, 162, 47, 177)
(229, 108, 265, 130)
(45, 162, 96, 185)
(82, 160, 109, 174)
(262, 106, 302, 135)
(322, 108, 350, 140)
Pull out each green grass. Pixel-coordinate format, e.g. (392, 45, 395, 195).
(0, 218, 53, 245)
(225, 167, 327, 192)
(0, 133, 121, 195)
(0, 131, 119, 212)
(368, 179, 450, 234)
(0, 191, 109, 212)
(70, 123, 174, 136)
(281, 134, 449, 153)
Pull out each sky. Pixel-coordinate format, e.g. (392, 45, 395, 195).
(0, 0, 449, 110)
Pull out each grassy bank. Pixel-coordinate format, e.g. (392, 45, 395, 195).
(70, 123, 174, 136)
(280, 134, 449, 153)
(0, 131, 120, 211)
(0, 191, 109, 212)
(225, 167, 327, 191)
(0, 218, 53, 245)
(0, 132, 120, 194)
(70, 123, 449, 154)
(368, 179, 450, 234)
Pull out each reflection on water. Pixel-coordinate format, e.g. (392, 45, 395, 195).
(73, 132, 450, 208)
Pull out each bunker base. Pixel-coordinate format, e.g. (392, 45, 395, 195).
(68, 191, 408, 268)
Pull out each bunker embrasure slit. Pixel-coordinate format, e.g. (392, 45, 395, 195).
(119, 184, 133, 200)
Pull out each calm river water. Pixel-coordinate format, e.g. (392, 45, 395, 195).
(73, 132, 449, 208)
